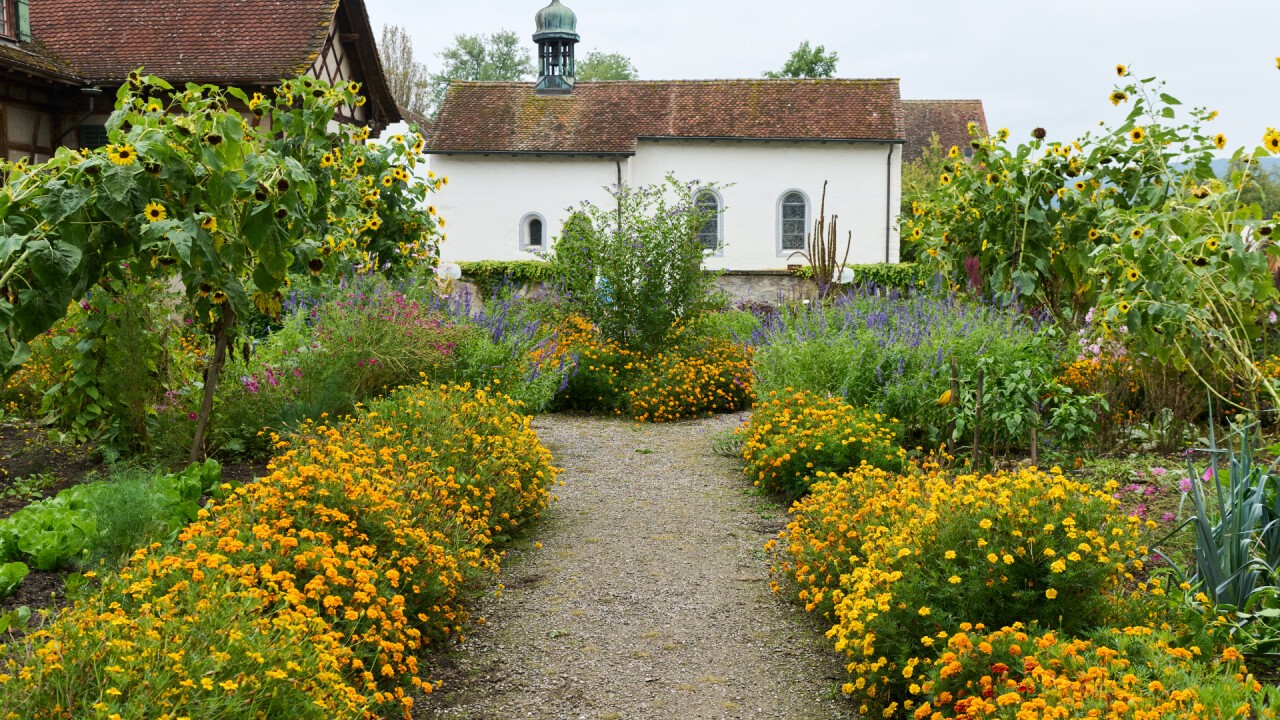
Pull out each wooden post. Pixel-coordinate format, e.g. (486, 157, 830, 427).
(972, 369, 984, 470)
(948, 358, 959, 452)
(190, 310, 235, 463)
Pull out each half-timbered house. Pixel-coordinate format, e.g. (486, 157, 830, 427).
(0, 0, 399, 163)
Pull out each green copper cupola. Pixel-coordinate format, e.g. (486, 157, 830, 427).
(533, 0, 579, 95)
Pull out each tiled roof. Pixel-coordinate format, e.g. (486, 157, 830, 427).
(902, 99, 987, 161)
(31, 0, 339, 84)
(426, 79, 904, 155)
(0, 38, 79, 83)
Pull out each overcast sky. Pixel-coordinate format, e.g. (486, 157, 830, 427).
(366, 0, 1278, 154)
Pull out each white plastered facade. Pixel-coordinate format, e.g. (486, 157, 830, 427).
(429, 138, 903, 271)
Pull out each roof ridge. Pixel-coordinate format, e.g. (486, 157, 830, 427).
(452, 78, 902, 86)
(903, 99, 984, 103)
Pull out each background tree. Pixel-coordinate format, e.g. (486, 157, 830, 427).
(1225, 158, 1280, 219)
(427, 31, 535, 117)
(576, 50, 638, 81)
(378, 24, 431, 120)
(763, 41, 839, 79)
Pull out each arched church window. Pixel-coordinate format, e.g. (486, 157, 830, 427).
(521, 213, 547, 251)
(779, 191, 809, 253)
(695, 190, 722, 253)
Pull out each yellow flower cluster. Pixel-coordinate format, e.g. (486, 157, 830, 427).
(0, 382, 557, 719)
(917, 623, 1273, 719)
(1256, 355, 1280, 380)
(738, 390, 906, 498)
(536, 316, 753, 422)
(773, 463, 1149, 715)
(627, 339, 753, 423)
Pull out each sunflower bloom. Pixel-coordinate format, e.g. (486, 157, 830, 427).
(1206, 237, 1220, 252)
(1126, 268, 1140, 283)
(1130, 126, 1146, 144)
(1118, 301, 1131, 314)
(940, 173, 952, 186)
(211, 290, 227, 305)
(1110, 91, 1128, 106)
(1265, 129, 1280, 153)
(201, 215, 217, 232)
(1116, 64, 1128, 76)
(143, 201, 167, 223)
(1214, 134, 1227, 151)
(107, 144, 137, 166)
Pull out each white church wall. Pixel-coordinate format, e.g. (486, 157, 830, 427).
(430, 153, 619, 263)
(429, 140, 903, 271)
(628, 140, 902, 270)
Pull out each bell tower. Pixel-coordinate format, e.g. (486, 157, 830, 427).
(534, 0, 579, 95)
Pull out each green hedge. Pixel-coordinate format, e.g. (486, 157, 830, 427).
(459, 260, 564, 297)
(788, 262, 927, 289)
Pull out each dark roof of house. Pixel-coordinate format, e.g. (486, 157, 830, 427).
(0, 38, 79, 84)
(426, 79, 905, 155)
(31, 0, 339, 85)
(902, 99, 987, 161)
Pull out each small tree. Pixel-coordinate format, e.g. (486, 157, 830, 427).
(576, 51, 638, 81)
(764, 41, 839, 79)
(379, 24, 432, 118)
(427, 31, 535, 116)
(550, 176, 719, 351)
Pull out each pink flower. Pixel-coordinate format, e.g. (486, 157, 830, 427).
(1180, 477, 1194, 494)
(1150, 467, 1166, 477)
(188, 412, 198, 422)
(1161, 512, 1176, 524)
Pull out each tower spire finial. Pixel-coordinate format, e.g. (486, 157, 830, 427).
(534, 0, 579, 95)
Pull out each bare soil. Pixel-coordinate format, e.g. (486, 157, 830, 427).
(415, 413, 855, 720)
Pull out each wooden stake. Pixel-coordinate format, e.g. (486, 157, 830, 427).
(972, 369, 984, 470)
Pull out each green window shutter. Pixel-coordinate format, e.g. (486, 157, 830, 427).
(16, 0, 29, 42)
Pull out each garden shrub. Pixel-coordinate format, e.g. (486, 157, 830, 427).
(539, 316, 752, 421)
(626, 335, 754, 423)
(752, 288, 1052, 447)
(0, 383, 557, 719)
(548, 175, 720, 352)
(739, 390, 906, 498)
(916, 623, 1276, 720)
(773, 462, 1150, 714)
(458, 259, 563, 298)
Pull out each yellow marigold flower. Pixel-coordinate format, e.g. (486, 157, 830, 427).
(949, 575, 962, 584)
(1046, 588, 1058, 599)
(945, 550, 956, 559)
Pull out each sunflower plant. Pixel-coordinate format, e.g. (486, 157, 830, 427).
(0, 71, 440, 459)
(910, 64, 1280, 411)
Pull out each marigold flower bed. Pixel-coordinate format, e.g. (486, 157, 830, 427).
(739, 390, 906, 499)
(538, 315, 753, 422)
(0, 382, 557, 719)
(772, 462, 1152, 716)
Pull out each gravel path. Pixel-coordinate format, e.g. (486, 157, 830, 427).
(416, 413, 855, 720)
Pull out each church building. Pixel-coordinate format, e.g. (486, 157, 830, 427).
(426, 1, 912, 272)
